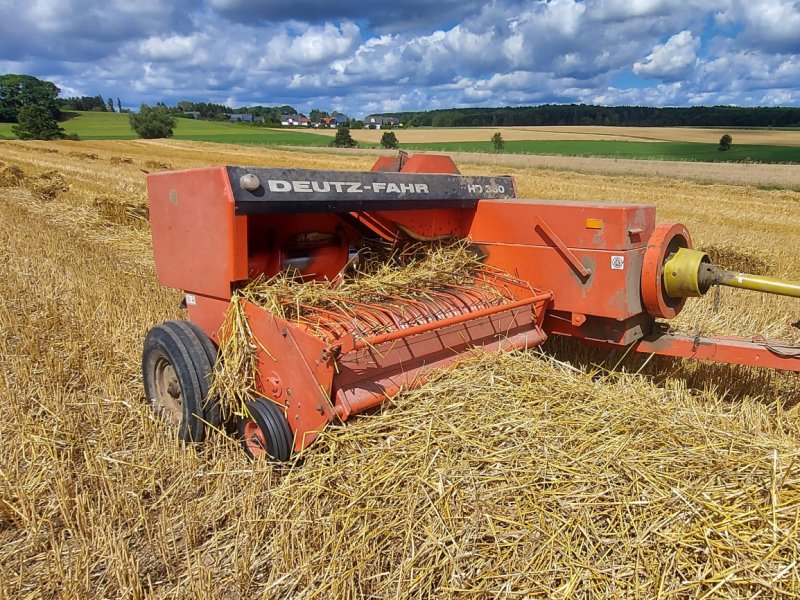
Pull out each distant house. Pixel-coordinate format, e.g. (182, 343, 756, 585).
(230, 114, 254, 123)
(253, 116, 265, 124)
(330, 115, 349, 127)
(280, 113, 305, 126)
(364, 115, 398, 129)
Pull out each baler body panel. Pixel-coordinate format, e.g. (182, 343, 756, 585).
(147, 167, 248, 299)
(470, 199, 655, 251)
(469, 199, 655, 326)
(226, 166, 515, 214)
(244, 301, 335, 451)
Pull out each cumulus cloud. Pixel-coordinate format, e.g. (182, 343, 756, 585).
(736, 0, 800, 53)
(0, 0, 798, 116)
(633, 30, 700, 80)
(205, 0, 491, 33)
(264, 22, 361, 66)
(139, 34, 210, 62)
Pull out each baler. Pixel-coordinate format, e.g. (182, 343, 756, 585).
(143, 154, 800, 459)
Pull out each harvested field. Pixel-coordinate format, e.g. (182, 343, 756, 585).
(301, 125, 800, 146)
(1, 139, 799, 598)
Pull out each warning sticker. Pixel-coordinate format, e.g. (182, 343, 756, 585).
(185, 294, 197, 306)
(611, 255, 625, 270)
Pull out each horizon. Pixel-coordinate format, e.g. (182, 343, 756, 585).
(56, 98, 800, 118)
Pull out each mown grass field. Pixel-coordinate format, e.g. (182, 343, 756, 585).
(0, 111, 334, 146)
(0, 138, 799, 597)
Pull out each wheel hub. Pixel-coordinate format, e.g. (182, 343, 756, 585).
(153, 357, 183, 426)
(243, 420, 267, 457)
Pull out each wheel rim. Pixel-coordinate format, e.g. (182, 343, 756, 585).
(242, 420, 268, 458)
(153, 356, 182, 426)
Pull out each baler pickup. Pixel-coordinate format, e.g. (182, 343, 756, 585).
(142, 153, 800, 460)
(237, 266, 551, 455)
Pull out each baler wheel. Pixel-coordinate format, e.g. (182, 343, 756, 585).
(178, 321, 222, 429)
(142, 321, 221, 442)
(238, 398, 293, 461)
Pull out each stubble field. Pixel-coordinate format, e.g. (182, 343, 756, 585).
(1, 139, 799, 598)
(303, 125, 800, 146)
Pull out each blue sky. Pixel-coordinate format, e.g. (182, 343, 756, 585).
(1, 0, 798, 117)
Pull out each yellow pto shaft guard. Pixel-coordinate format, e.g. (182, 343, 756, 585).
(663, 247, 800, 299)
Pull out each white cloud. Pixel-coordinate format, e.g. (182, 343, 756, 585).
(737, 0, 800, 53)
(139, 34, 209, 62)
(265, 22, 360, 66)
(633, 30, 699, 80)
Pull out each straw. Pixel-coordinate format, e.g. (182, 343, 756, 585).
(210, 239, 504, 418)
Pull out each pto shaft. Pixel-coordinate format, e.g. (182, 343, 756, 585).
(705, 269, 800, 298)
(663, 247, 800, 299)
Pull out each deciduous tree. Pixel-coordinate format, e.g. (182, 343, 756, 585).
(331, 127, 358, 148)
(12, 104, 65, 139)
(0, 74, 60, 122)
(491, 132, 505, 152)
(129, 104, 176, 139)
(380, 131, 399, 149)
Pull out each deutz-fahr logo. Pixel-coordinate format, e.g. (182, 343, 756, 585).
(267, 180, 431, 194)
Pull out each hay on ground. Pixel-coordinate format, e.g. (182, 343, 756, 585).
(701, 242, 777, 275)
(217, 350, 800, 598)
(144, 160, 174, 170)
(68, 151, 99, 160)
(0, 162, 25, 187)
(93, 195, 149, 228)
(25, 170, 69, 200)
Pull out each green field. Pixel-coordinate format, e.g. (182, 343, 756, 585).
(0, 111, 333, 146)
(403, 139, 800, 163)
(1, 111, 799, 163)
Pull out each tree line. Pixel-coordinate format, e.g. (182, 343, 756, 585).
(169, 101, 300, 123)
(384, 105, 800, 128)
(59, 95, 124, 113)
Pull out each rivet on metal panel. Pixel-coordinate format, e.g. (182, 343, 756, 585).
(240, 173, 261, 191)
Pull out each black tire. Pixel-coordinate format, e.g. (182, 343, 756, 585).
(142, 321, 218, 442)
(238, 398, 293, 461)
(167, 320, 222, 429)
